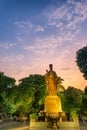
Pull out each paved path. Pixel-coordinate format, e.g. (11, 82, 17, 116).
(0, 121, 87, 130)
(30, 127, 87, 130)
(30, 121, 87, 130)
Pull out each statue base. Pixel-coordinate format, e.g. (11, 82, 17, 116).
(45, 95, 62, 114)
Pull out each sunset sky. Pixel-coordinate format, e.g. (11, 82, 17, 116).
(0, 0, 87, 90)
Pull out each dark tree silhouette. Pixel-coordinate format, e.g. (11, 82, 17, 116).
(76, 46, 87, 79)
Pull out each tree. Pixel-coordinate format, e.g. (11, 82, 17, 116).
(57, 76, 65, 93)
(76, 46, 87, 79)
(0, 72, 16, 90)
(0, 71, 16, 115)
(16, 74, 46, 116)
(62, 86, 83, 120)
(84, 86, 87, 95)
(81, 86, 87, 113)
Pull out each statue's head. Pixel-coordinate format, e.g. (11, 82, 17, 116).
(49, 64, 53, 71)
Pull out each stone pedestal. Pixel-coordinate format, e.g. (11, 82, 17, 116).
(45, 95, 62, 115)
(44, 95, 63, 129)
(30, 122, 50, 130)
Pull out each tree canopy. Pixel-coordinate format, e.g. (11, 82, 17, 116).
(0, 71, 87, 120)
(81, 86, 87, 114)
(16, 74, 46, 115)
(76, 46, 87, 79)
(0, 72, 16, 114)
(61, 86, 83, 119)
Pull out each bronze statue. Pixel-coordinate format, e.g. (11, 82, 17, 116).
(45, 64, 58, 95)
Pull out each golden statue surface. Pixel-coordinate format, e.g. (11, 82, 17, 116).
(45, 64, 58, 95)
(45, 64, 62, 115)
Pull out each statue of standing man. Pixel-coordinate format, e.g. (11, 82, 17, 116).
(45, 64, 58, 95)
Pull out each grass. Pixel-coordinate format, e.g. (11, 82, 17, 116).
(0, 120, 29, 130)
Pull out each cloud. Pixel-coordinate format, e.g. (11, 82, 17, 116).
(35, 25, 44, 32)
(61, 67, 71, 71)
(23, 35, 66, 55)
(0, 54, 25, 82)
(15, 20, 44, 33)
(0, 42, 16, 49)
(46, 0, 87, 37)
(13, 0, 87, 51)
(0, 54, 24, 63)
(14, 20, 34, 31)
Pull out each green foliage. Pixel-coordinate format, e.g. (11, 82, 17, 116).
(70, 109, 78, 118)
(76, 46, 87, 79)
(0, 71, 16, 115)
(0, 72, 46, 116)
(17, 74, 46, 115)
(57, 76, 65, 93)
(84, 86, 87, 95)
(30, 113, 37, 119)
(81, 95, 87, 112)
(0, 72, 16, 91)
(0, 70, 86, 119)
(81, 86, 87, 113)
(61, 86, 83, 117)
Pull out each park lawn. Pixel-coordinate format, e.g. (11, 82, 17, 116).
(0, 120, 29, 130)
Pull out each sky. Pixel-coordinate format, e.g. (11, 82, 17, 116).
(0, 0, 87, 90)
